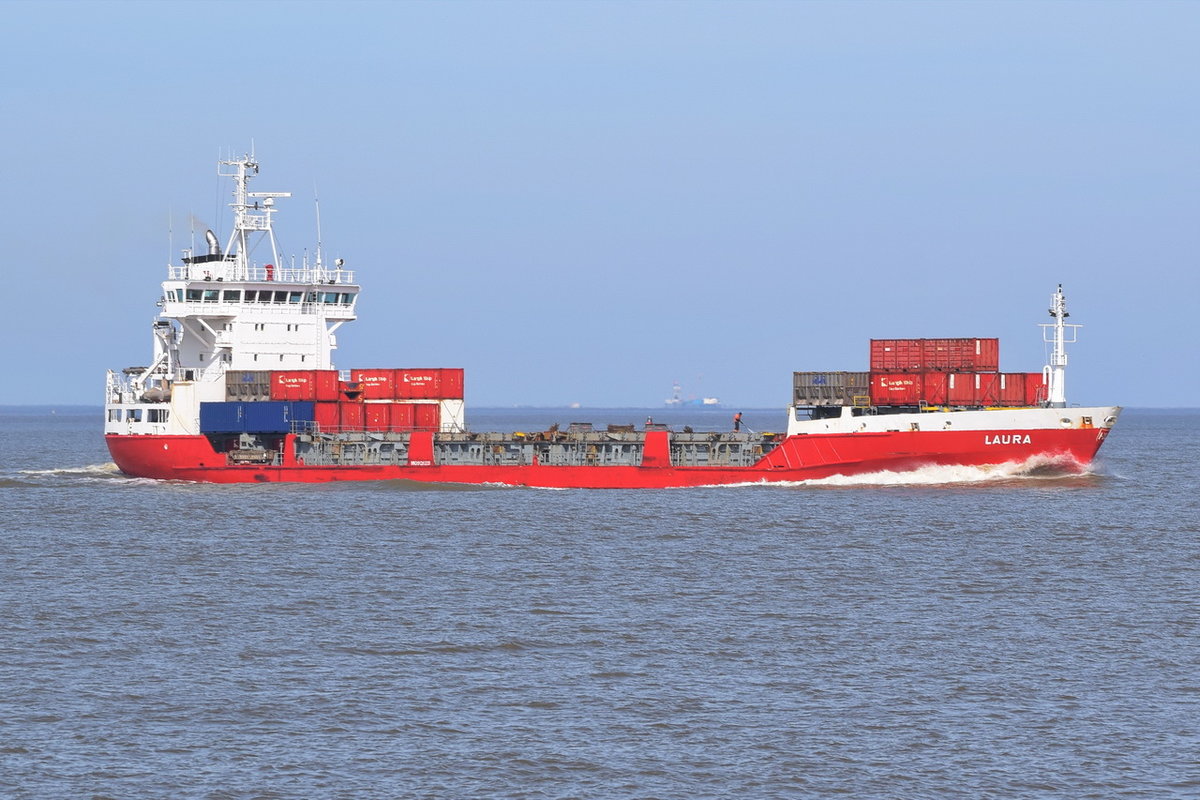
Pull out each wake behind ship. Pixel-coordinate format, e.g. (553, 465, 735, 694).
(104, 156, 1119, 487)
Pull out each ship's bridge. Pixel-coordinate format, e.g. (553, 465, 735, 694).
(161, 282, 359, 317)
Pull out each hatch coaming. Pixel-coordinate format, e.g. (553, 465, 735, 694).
(284, 429, 779, 469)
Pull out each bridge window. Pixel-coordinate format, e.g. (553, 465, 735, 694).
(288, 292, 302, 303)
(321, 292, 339, 303)
(274, 291, 288, 303)
(340, 293, 354, 305)
(128, 409, 143, 422)
(108, 409, 122, 422)
(203, 289, 219, 302)
(186, 289, 202, 301)
(223, 290, 242, 302)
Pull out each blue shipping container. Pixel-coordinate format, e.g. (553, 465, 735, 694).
(200, 401, 315, 434)
(245, 401, 314, 433)
(199, 402, 245, 433)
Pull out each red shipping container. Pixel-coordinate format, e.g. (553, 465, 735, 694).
(395, 368, 465, 400)
(922, 372, 949, 405)
(313, 401, 340, 432)
(268, 370, 339, 401)
(1025, 372, 1047, 406)
(870, 340, 926, 372)
(390, 403, 415, 432)
(271, 370, 315, 401)
(976, 372, 1001, 406)
(926, 339, 1000, 372)
(365, 402, 391, 431)
(312, 371, 340, 401)
(870, 373, 922, 406)
(871, 338, 1000, 372)
(995, 374, 1027, 406)
(947, 373, 979, 406)
(414, 403, 440, 431)
(972, 338, 1000, 373)
(340, 402, 365, 430)
(351, 369, 397, 400)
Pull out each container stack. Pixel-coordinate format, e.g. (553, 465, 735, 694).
(867, 338, 1044, 407)
(204, 367, 465, 435)
(792, 371, 871, 407)
(792, 338, 1047, 409)
(349, 368, 464, 433)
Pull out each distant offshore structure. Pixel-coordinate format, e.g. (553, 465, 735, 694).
(664, 380, 721, 408)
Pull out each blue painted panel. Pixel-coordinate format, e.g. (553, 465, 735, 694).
(199, 402, 245, 433)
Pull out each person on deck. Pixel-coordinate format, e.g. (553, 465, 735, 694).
(733, 412, 742, 432)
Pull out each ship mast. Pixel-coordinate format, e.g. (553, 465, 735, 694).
(219, 154, 290, 280)
(1041, 284, 1081, 408)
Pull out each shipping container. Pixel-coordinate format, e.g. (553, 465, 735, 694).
(351, 369, 396, 400)
(244, 401, 315, 433)
(396, 368, 465, 400)
(339, 402, 365, 431)
(870, 338, 1000, 372)
(922, 372, 949, 405)
(349, 367, 465, 400)
(313, 401, 341, 432)
(869, 373, 922, 406)
(792, 371, 870, 406)
(870, 371, 1018, 406)
(365, 402, 391, 431)
(225, 370, 272, 401)
(200, 402, 246, 433)
(946, 373, 979, 406)
(870, 340, 925, 373)
(995, 373, 1027, 406)
(976, 372, 1001, 406)
(414, 403, 440, 431)
(199, 401, 314, 434)
(390, 403, 416, 431)
(270, 370, 340, 401)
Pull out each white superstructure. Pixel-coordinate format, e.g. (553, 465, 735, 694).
(105, 155, 359, 435)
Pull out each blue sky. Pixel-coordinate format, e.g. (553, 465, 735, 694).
(3, 0, 1197, 407)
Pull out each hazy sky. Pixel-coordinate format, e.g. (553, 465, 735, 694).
(4, 0, 1197, 408)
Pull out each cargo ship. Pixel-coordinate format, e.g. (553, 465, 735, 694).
(104, 155, 1120, 487)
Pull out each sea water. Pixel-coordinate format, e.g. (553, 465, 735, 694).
(1, 407, 1197, 798)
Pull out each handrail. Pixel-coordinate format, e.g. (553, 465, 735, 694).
(166, 264, 356, 284)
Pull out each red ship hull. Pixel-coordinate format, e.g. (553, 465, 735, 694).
(106, 426, 1112, 487)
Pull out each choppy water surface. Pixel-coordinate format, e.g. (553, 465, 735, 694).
(2, 407, 1197, 798)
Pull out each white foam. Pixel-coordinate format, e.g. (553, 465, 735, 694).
(794, 455, 1090, 487)
(677, 455, 1092, 489)
(19, 462, 123, 478)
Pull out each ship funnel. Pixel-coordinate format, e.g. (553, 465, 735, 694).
(205, 229, 222, 256)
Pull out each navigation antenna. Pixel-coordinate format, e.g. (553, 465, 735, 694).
(1040, 284, 1082, 408)
(314, 187, 324, 272)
